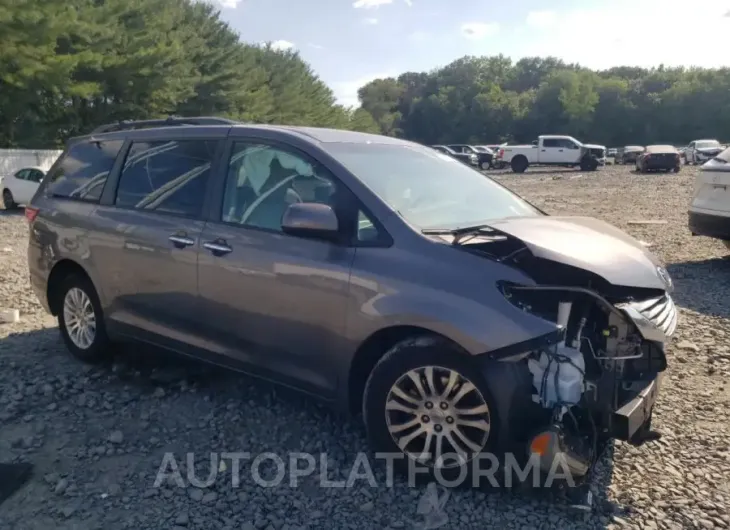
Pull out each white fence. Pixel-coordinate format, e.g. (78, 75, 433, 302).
(0, 149, 62, 177)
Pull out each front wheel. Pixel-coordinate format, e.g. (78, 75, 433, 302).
(363, 339, 500, 484)
(480, 161, 491, 170)
(579, 156, 598, 171)
(57, 274, 111, 363)
(2, 189, 16, 210)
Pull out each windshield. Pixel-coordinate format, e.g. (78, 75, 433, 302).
(717, 147, 730, 163)
(327, 143, 540, 229)
(697, 140, 720, 149)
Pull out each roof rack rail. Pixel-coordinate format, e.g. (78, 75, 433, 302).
(90, 116, 238, 134)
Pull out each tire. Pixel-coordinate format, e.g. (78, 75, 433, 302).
(362, 337, 506, 486)
(579, 156, 598, 171)
(510, 156, 528, 173)
(673, 166, 681, 173)
(56, 273, 111, 363)
(480, 161, 491, 170)
(2, 189, 16, 210)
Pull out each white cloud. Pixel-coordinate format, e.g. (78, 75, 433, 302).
(408, 30, 429, 43)
(214, 0, 241, 7)
(332, 72, 396, 107)
(520, 1, 730, 70)
(363, 17, 379, 24)
(460, 22, 499, 40)
(353, 0, 392, 8)
(526, 10, 557, 29)
(352, 0, 410, 8)
(269, 40, 295, 51)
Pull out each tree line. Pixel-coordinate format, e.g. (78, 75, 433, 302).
(357, 56, 730, 147)
(0, 0, 380, 149)
(3, 1, 728, 150)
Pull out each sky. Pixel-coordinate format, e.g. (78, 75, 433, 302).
(214, 0, 730, 107)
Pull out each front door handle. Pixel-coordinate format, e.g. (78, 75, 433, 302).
(169, 234, 195, 249)
(541, 149, 546, 152)
(203, 240, 232, 256)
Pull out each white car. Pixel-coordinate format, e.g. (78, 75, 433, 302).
(2, 167, 45, 209)
(685, 139, 724, 165)
(689, 145, 730, 249)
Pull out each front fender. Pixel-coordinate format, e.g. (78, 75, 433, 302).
(344, 250, 560, 357)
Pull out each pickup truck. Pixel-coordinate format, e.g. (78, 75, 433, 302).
(495, 135, 605, 173)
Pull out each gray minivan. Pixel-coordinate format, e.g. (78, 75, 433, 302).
(27, 117, 675, 483)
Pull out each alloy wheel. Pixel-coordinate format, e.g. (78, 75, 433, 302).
(384, 365, 491, 468)
(63, 287, 97, 350)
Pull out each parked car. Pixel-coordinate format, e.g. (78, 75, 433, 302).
(689, 145, 730, 250)
(685, 139, 724, 165)
(635, 145, 681, 174)
(431, 144, 478, 166)
(496, 135, 603, 173)
(607, 148, 618, 158)
(481, 144, 508, 169)
(2, 167, 46, 209)
(447, 144, 494, 170)
(616, 146, 645, 165)
(28, 116, 674, 484)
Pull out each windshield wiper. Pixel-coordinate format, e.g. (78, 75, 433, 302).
(422, 224, 499, 244)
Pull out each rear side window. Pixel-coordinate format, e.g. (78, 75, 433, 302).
(542, 139, 559, 148)
(46, 140, 123, 202)
(115, 140, 218, 218)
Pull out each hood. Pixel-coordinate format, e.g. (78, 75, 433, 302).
(583, 144, 606, 150)
(697, 147, 723, 154)
(483, 216, 669, 290)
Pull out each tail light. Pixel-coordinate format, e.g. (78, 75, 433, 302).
(25, 206, 39, 222)
(498, 148, 504, 159)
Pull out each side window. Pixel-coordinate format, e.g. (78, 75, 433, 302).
(14, 169, 29, 180)
(542, 139, 560, 148)
(28, 170, 44, 183)
(221, 142, 339, 232)
(115, 140, 217, 218)
(357, 210, 381, 243)
(46, 140, 123, 202)
(561, 139, 579, 149)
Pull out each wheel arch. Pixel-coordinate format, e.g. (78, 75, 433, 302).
(47, 259, 94, 316)
(346, 325, 470, 416)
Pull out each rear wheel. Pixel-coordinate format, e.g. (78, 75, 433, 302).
(673, 166, 681, 173)
(2, 189, 16, 210)
(363, 339, 500, 484)
(511, 156, 528, 173)
(56, 274, 111, 363)
(480, 160, 491, 170)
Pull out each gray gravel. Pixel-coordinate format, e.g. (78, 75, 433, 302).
(1, 165, 730, 530)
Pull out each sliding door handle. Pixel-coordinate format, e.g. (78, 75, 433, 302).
(169, 235, 195, 248)
(203, 240, 232, 256)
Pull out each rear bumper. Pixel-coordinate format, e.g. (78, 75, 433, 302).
(689, 209, 730, 240)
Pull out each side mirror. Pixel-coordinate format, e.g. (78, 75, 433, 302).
(281, 202, 339, 241)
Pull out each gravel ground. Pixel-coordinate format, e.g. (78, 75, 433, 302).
(1, 164, 729, 530)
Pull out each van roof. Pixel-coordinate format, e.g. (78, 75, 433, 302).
(77, 117, 409, 147)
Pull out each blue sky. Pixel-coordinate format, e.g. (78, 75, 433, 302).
(214, 0, 730, 107)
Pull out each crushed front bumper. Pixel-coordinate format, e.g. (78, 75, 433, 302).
(612, 372, 663, 442)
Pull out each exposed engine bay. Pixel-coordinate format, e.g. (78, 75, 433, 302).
(427, 220, 676, 487)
